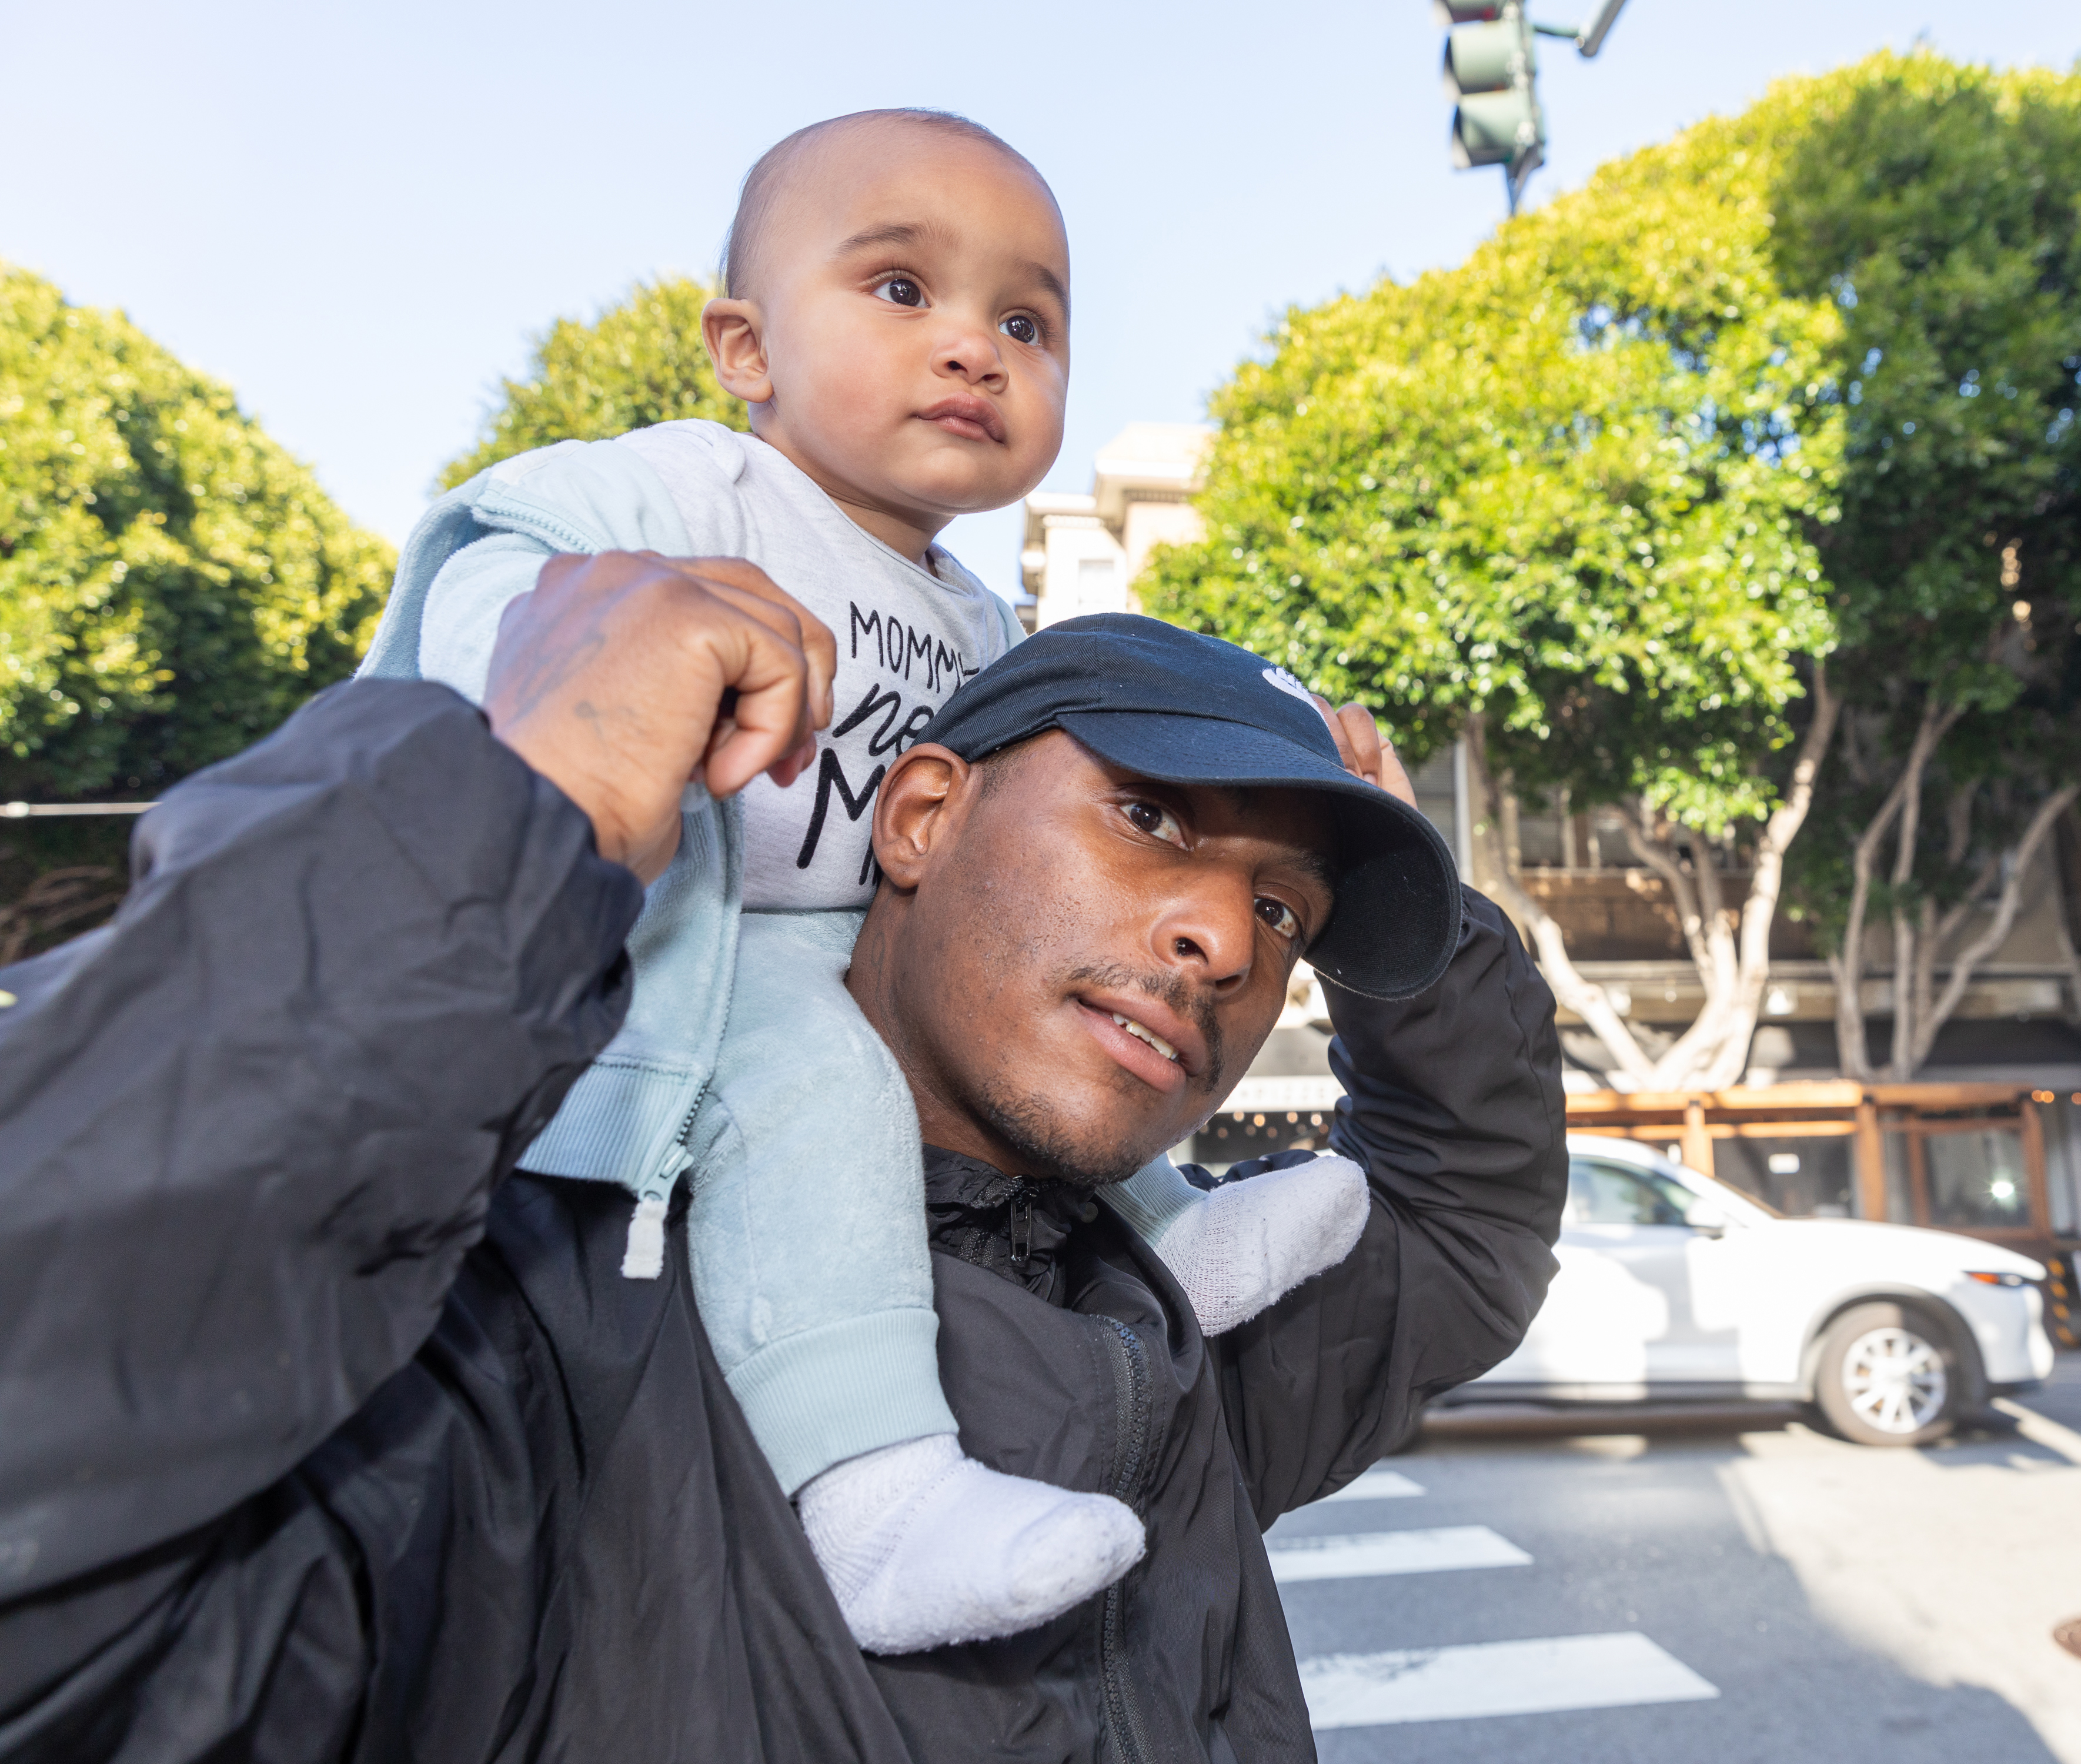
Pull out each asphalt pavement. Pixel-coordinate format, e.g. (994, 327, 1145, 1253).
(1267, 1352, 2081, 1762)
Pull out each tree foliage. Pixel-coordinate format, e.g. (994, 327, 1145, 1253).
(1143, 88, 1843, 835)
(1145, 65, 1869, 1088)
(1150, 50, 2081, 1084)
(440, 276, 746, 487)
(0, 263, 393, 799)
(1773, 55, 2081, 699)
(1768, 55, 2081, 1076)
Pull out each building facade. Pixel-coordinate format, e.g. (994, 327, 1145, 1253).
(1021, 424, 1212, 629)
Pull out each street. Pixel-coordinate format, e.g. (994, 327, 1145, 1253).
(1269, 1354, 2081, 1762)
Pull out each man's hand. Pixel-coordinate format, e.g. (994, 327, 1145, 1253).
(483, 552, 836, 884)
(1311, 696, 1416, 807)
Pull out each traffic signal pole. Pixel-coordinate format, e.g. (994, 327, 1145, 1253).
(1435, 0, 1630, 213)
(1572, 0, 1631, 57)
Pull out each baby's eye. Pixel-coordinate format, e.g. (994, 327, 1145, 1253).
(874, 277, 925, 308)
(1124, 801, 1185, 847)
(1000, 313, 1040, 345)
(1255, 897, 1303, 941)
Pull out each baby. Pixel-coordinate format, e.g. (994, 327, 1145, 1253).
(377, 110, 1367, 1653)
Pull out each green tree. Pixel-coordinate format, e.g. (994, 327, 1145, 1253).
(440, 276, 746, 487)
(0, 263, 393, 800)
(1769, 55, 2081, 1078)
(1145, 72, 1848, 1089)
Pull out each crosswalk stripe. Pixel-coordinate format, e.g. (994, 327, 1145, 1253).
(1318, 1466, 1425, 1502)
(1268, 1525, 1531, 1582)
(1298, 1631, 1721, 1728)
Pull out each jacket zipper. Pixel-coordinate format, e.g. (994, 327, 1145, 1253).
(1094, 1317, 1153, 1764)
(1008, 1182, 1034, 1269)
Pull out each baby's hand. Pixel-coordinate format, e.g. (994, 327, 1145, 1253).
(1310, 696, 1415, 806)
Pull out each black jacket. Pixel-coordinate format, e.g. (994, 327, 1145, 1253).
(0, 681, 1565, 1763)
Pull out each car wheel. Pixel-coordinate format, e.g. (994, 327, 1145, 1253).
(1811, 1301, 1963, 1448)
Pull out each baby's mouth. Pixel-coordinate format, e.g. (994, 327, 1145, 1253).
(917, 397, 1006, 443)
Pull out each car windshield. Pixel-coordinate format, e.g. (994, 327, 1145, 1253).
(1566, 1158, 1742, 1227)
(1713, 1172, 1782, 1220)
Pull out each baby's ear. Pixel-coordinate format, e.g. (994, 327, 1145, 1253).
(701, 298, 772, 404)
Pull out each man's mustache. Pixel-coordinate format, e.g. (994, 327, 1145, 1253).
(1062, 963, 1225, 1096)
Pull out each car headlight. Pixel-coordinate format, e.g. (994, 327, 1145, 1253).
(1966, 1271, 2027, 1289)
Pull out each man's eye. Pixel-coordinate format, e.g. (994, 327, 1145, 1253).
(874, 277, 925, 308)
(1000, 313, 1040, 345)
(1125, 801, 1185, 846)
(1256, 897, 1303, 941)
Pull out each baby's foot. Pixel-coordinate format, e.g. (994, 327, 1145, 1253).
(796, 1434, 1144, 1655)
(1152, 1154, 1368, 1335)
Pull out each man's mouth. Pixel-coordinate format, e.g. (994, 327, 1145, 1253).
(1071, 993, 1204, 1095)
(918, 396, 1006, 443)
(1111, 1012, 1178, 1064)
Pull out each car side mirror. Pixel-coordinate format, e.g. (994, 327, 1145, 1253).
(1686, 1206, 1729, 1238)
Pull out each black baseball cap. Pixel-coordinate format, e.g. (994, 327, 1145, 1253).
(921, 613, 1463, 1001)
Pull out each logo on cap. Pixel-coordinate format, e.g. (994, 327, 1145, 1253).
(1261, 666, 1315, 706)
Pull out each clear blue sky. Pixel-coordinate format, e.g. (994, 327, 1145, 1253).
(5, 2, 2075, 598)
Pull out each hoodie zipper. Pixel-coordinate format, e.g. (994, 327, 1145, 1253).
(1094, 1317, 1153, 1764)
(620, 1087, 710, 1280)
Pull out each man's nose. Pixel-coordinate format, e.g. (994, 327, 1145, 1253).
(1151, 875, 1257, 997)
(933, 311, 1008, 390)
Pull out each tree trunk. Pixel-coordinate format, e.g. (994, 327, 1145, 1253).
(1889, 783, 2081, 1076)
(1467, 671, 1838, 1091)
(1829, 699, 1959, 1084)
(1464, 718, 1658, 1086)
(1691, 669, 1841, 1090)
(2054, 806, 2081, 1025)
(1834, 686, 2074, 1080)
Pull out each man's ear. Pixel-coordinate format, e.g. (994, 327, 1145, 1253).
(871, 743, 968, 888)
(702, 298, 773, 405)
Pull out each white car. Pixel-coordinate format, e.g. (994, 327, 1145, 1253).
(1438, 1134, 2055, 1446)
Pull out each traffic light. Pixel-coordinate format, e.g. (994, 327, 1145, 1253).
(1434, 0, 1631, 213)
(1439, 0, 1543, 205)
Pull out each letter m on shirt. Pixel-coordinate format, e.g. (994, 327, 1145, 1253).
(794, 747, 887, 881)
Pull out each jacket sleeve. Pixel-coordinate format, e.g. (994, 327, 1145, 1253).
(0, 679, 642, 1605)
(1208, 887, 1566, 1525)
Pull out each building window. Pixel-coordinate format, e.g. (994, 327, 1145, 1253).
(1715, 1135, 1854, 1217)
(1923, 1128, 2030, 1230)
(1077, 557, 1121, 613)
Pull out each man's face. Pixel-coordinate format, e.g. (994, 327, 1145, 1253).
(709, 123, 1070, 533)
(855, 732, 1338, 1187)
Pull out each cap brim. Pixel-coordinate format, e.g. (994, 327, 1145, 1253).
(1055, 710, 1463, 1000)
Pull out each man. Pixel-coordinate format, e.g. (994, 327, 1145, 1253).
(0, 553, 1565, 1762)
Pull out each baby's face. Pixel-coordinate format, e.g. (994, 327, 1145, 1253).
(714, 126, 1070, 537)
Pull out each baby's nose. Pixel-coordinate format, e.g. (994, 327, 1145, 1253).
(934, 321, 1006, 384)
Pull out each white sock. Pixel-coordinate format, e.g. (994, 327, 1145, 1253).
(1151, 1154, 1369, 1335)
(796, 1434, 1145, 1655)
